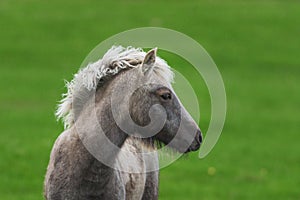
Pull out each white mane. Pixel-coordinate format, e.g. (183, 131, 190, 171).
(56, 46, 174, 129)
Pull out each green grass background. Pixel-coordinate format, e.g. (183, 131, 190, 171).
(0, 0, 299, 199)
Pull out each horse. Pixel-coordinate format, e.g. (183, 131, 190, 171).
(44, 46, 202, 200)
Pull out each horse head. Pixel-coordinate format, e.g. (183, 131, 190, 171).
(112, 48, 202, 153)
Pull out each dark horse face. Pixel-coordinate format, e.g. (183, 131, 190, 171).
(128, 48, 202, 153)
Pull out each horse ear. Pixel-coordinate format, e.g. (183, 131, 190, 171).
(142, 48, 157, 76)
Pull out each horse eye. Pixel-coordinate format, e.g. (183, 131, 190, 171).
(160, 92, 172, 101)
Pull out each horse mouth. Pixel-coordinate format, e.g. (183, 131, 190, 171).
(185, 143, 201, 153)
(184, 130, 202, 153)
(154, 129, 202, 153)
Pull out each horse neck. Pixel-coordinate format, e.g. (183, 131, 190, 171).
(96, 81, 129, 147)
(72, 85, 128, 168)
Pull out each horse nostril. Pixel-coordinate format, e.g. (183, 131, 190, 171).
(197, 130, 203, 144)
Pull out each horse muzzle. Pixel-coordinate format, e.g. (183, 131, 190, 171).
(185, 129, 202, 153)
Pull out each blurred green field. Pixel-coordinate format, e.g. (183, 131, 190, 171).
(0, 0, 299, 199)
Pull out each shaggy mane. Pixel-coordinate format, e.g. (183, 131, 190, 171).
(56, 46, 174, 129)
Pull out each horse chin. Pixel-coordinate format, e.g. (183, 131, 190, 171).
(185, 141, 201, 153)
(153, 132, 202, 153)
(184, 145, 200, 153)
(171, 141, 201, 154)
